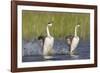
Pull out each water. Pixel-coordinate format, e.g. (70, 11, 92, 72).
(22, 38, 90, 62)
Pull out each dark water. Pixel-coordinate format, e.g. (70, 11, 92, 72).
(22, 38, 90, 62)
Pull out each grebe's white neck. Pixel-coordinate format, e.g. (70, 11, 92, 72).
(74, 25, 80, 37)
(46, 23, 52, 37)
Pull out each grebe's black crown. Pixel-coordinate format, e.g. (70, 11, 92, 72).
(48, 21, 53, 24)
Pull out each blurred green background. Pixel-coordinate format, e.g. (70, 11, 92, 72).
(22, 10, 90, 40)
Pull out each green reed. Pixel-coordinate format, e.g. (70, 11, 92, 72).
(22, 10, 90, 40)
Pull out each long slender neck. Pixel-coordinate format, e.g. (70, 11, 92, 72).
(74, 26, 78, 37)
(46, 25, 51, 37)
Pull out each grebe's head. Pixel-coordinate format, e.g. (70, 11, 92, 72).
(77, 24, 80, 27)
(75, 24, 80, 29)
(48, 22, 53, 26)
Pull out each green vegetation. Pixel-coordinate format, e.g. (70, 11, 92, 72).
(22, 10, 90, 40)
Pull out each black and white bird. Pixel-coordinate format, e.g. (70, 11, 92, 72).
(38, 22, 54, 59)
(65, 25, 80, 56)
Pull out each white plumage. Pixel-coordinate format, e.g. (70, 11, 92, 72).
(70, 25, 80, 55)
(70, 36, 79, 55)
(43, 22, 54, 59)
(66, 25, 80, 56)
(43, 36, 54, 58)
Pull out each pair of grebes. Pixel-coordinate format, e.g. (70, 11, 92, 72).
(38, 22, 80, 59)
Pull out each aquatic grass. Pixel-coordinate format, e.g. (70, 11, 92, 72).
(22, 10, 90, 40)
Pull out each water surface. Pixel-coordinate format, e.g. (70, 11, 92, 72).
(22, 39, 90, 62)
